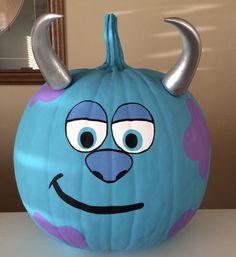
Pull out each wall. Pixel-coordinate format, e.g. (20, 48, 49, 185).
(0, 0, 236, 211)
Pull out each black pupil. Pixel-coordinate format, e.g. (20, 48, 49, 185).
(80, 132, 94, 148)
(125, 133, 138, 149)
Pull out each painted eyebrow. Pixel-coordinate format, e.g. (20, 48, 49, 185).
(112, 103, 153, 123)
(67, 101, 107, 122)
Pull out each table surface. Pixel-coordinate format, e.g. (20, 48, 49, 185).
(0, 210, 235, 257)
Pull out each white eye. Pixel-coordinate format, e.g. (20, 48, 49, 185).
(66, 120, 107, 152)
(112, 120, 155, 153)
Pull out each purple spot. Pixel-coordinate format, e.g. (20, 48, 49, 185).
(29, 83, 65, 107)
(168, 209, 197, 238)
(33, 212, 87, 249)
(184, 99, 210, 179)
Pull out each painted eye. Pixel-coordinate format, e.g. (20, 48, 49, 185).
(112, 120, 155, 153)
(66, 120, 107, 152)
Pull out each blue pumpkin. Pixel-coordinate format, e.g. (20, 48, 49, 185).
(14, 13, 211, 250)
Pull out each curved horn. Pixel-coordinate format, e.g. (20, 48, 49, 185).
(31, 13, 71, 90)
(162, 18, 201, 96)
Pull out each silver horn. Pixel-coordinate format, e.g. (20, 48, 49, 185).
(31, 13, 72, 90)
(162, 17, 201, 96)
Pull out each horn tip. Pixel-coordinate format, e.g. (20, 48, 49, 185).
(37, 13, 63, 21)
(163, 17, 201, 44)
(163, 17, 173, 22)
(164, 17, 185, 24)
(46, 13, 63, 19)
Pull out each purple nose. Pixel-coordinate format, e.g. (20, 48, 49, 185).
(85, 150, 133, 183)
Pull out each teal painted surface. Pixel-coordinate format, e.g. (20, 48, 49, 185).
(14, 14, 210, 250)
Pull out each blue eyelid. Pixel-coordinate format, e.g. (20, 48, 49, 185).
(113, 103, 153, 123)
(67, 101, 107, 122)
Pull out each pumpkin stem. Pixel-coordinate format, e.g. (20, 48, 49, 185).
(100, 13, 128, 71)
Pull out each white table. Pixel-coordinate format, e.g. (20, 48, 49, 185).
(0, 210, 235, 257)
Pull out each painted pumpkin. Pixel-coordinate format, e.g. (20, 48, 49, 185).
(14, 13, 211, 250)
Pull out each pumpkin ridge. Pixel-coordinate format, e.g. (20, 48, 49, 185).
(121, 70, 136, 250)
(47, 91, 68, 244)
(120, 69, 148, 248)
(132, 68, 183, 244)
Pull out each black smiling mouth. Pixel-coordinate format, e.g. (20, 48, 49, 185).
(49, 173, 144, 215)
